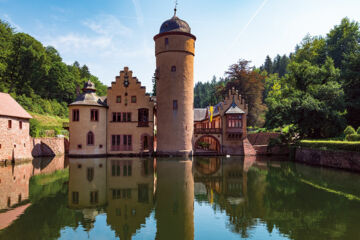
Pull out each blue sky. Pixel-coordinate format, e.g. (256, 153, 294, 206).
(1, 0, 359, 91)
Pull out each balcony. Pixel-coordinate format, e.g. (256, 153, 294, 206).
(194, 128, 222, 134)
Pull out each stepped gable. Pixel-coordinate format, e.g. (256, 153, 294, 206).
(108, 67, 154, 103)
(0, 93, 32, 119)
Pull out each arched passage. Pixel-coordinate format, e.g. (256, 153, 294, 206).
(194, 135, 221, 154)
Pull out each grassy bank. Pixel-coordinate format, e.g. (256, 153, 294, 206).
(29, 112, 68, 137)
(299, 140, 360, 152)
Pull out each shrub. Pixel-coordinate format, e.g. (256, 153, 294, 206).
(29, 118, 41, 137)
(357, 127, 360, 134)
(344, 126, 356, 135)
(345, 134, 360, 142)
(300, 140, 360, 152)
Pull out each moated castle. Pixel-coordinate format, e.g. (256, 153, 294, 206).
(68, 12, 253, 157)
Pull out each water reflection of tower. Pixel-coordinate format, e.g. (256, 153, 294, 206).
(106, 158, 155, 240)
(68, 158, 107, 231)
(155, 159, 194, 240)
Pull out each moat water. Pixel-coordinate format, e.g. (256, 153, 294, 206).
(0, 155, 360, 240)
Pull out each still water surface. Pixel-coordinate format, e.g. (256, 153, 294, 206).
(0, 156, 360, 240)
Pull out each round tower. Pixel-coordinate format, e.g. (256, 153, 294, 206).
(68, 80, 107, 156)
(154, 10, 196, 156)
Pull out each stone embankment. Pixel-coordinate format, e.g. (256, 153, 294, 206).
(1, 137, 66, 164)
(295, 148, 360, 173)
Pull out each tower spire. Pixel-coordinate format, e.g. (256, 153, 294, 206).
(174, 0, 178, 16)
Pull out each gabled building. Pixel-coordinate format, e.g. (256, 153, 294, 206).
(0, 93, 32, 161)
(193, 87, 250, 155)
(68, 67, 155, 156)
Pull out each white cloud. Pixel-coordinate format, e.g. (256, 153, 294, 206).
(131, 0, 144, 26)
(40, 14, 154, 89)
(2, 14, 22, 31)
(83, 14, 132, 37)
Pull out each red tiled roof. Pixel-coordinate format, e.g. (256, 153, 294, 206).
(0, 93, 32, 119)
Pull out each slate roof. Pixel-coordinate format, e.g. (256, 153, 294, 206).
(0, 93, 32, 119)
(194, 108, 207, 121)
(69, 92, 107, 107)
(70, 80, 108, 107)
(225, 100, 245, 114)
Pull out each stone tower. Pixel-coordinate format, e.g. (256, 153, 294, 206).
(154, 10, 196, 156)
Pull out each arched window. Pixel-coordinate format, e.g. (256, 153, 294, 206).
(87, 131, 94, 145)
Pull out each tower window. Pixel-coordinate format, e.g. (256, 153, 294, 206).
(173, 100, 178, 110)
(19, 121, 22, 129)
(90, 109, 99, 121)
(171, 66, 176, 72)
(165, 38, 169, 46)
(72, 109, 79, 121)
(131, 96, 137, 103)
(8, 120, 12, 129)
(116, 96, 121, 103)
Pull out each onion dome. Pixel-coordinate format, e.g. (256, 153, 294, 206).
(159, 13, 191, 34)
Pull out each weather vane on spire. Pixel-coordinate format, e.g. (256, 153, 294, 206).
(174, 0, 178, 16)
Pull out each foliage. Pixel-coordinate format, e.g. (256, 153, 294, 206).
(152, 70, 157, 96)
(345, 134, 360, 141)
(265, 57, 346, 138)
(29, 118, 41, 137)
(357, 127, 360, 134)
(299, 140, 360, 152)
(344, 125, 356, 135)
(194, 76, 224, 108)
(221, 59, 267, 126)
(264, 18, 360, 138)
(29, 113, 68, 137)
(260, 54, 290, 77)
(0, 19, 107, 117)
(197, 141, 210, 149)
(268, 125, 300, 151)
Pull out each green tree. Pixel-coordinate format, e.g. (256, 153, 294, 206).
(265, 57, 346, 138)
(326, 17, 360, 69)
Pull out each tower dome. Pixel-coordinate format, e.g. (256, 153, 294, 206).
(159, 15, 191, 34)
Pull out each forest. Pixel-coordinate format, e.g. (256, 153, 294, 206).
(194, 17, 360, 138)
(0, 19, 107, 118)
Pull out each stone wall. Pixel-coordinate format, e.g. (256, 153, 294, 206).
(247, 132, 280, 146)
(0, 116, 32, 161)
(31, 137, 65, 157)
(295, 148, 360, 172)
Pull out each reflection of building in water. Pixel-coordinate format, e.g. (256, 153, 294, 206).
(68, 158, 107, 231)
(193, 157, 252, 205)
(0, 155, 66, 210)
(106, 158, 155, 240)
(68, 158, 107, 209)
(193, 157, 256, 235)
(155, 159, 194, 240)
